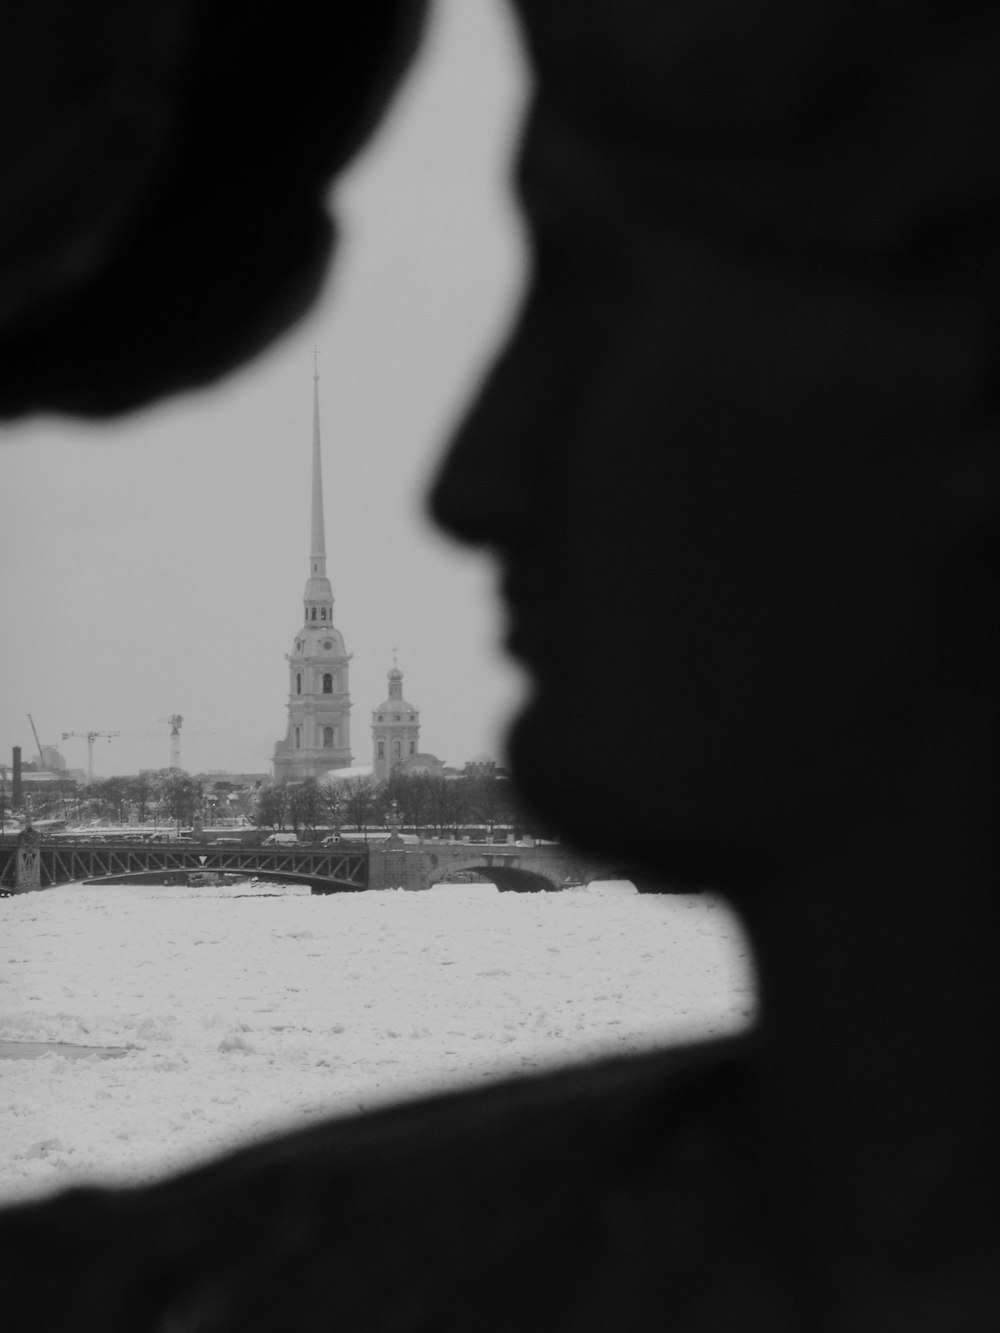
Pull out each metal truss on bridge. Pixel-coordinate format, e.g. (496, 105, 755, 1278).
(0, 841, 369, 893)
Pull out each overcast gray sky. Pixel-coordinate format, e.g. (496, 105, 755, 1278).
(0, 0, 530, 782)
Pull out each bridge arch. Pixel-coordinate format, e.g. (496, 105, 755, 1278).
(426, 861, 562, 893)
(82, 869, 347, 892)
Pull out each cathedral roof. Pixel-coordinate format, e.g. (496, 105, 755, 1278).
(318, 764, 374, 786)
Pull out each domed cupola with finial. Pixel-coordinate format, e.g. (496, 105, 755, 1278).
(372, 658, 420, 781)
(273, 355, 353, 782)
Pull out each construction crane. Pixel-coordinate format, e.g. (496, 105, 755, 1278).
(27, 714, 45, 767)
(61, 730, 120, 784)
(159, 715, 184, 770)
(155, 716, 215, 772)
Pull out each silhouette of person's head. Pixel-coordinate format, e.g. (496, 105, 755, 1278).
(425, 17, 1000, 1311)
(430, 1, 1000, 900)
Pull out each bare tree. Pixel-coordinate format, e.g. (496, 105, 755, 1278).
(287, 779, 323, 837)
(254, 783, 288, 831)
(156, 771, 202, 830)
(341, 777, 378, 839)
(128, 774, 154, 824)
(318, 780, 346, 836)
(383, 772, 436, 832)
(425, 777, 466, 837)
(91, 776, 132, 824)
(464, 774, 517, 838)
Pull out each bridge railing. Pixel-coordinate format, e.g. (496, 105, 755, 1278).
(0, 840, 369, 893)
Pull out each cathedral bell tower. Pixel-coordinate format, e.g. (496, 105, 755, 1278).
(273, 359, 352, 782)
(372, 664, 420, 782)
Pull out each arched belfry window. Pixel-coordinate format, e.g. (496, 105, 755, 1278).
(321, 607, 327, 619)
(294, 726, 301, 749)
(296, 673, 302, 694)
(393, 740, 401, 761)
(311, 608, 317, 621)
(378, 740, 385, 760)
(322, 673, 333, 694)
(323, 726, 334, 748)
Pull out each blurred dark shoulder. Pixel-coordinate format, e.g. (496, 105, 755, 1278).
(2, 1033, 801, 1331)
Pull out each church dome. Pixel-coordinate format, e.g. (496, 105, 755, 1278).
(374, 663, 416, 715)
(374, 693, 417, 714)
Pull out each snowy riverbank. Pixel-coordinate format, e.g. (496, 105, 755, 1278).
(0, 881, 754, 1204)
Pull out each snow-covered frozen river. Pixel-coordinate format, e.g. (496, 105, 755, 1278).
(0, 880, 754, 1204)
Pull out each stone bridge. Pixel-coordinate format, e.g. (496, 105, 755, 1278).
(373, 839, 638, 893)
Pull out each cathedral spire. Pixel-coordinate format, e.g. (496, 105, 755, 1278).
(274, 353, 353, 782)
(303, 353, 334, 624)
(310, 349, 326, 571)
